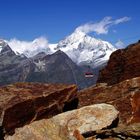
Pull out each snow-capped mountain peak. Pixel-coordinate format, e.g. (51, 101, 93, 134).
(67, 30, 86, 41)
(56, 30, 86, 50)
(56, 30, 116, 68)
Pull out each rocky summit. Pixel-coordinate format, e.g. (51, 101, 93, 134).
(0, 82, 78, 136)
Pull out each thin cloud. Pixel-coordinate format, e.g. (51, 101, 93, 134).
(76, 16, 131, 34)
(114, 17, 131, 24)
(7, 37, 51, 57)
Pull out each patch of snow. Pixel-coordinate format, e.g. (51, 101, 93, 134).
(49, 43, 58, 52)
(34, 60, 46, 72)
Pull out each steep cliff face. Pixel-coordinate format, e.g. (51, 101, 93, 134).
(0, 82, 77, 135)
(97, 41, 140, 85)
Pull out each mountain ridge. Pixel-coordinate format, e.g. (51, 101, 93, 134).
(0, 40, 94, 89)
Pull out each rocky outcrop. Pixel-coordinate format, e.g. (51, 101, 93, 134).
(76, 41, 140, 139)
(78, 77, 140, 124)
(0, 82, 77, 135)
(5, 104, 119, 140)
(98, 41, 140, 85)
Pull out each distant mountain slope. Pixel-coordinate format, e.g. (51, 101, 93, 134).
(26, 50, 90, 89)
(0, 40, 34, 86)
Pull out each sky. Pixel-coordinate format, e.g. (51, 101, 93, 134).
(0, 0, 140, 47)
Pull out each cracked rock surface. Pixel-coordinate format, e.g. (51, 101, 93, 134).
(5, 104, 119, 140)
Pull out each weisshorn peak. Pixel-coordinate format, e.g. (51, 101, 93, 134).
(56, 30, 117, 68)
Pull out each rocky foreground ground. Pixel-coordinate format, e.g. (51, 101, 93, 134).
(0, 41, 140, 140)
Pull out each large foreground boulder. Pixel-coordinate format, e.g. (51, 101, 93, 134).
(78, 77, 140, 124)
(5, 104, 119, 140)
(0, 82, 77, 135)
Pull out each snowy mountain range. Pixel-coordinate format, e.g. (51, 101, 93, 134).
(5, 30, 117, 68)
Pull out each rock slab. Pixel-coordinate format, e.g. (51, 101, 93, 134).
(5, 104, 119, 140)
